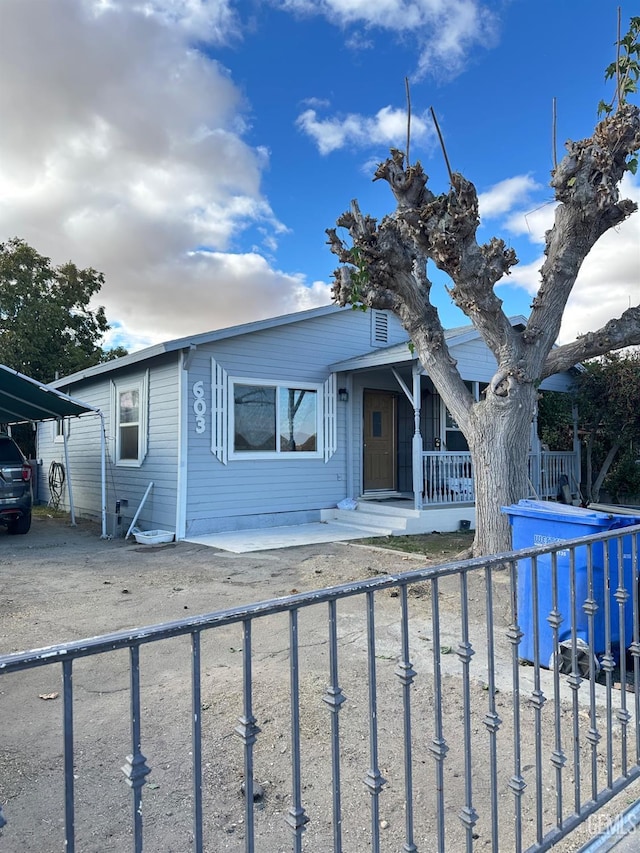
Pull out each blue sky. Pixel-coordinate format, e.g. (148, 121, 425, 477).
(0, 0, 638, 353)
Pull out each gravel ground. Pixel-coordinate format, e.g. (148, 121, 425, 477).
(0, 513, 638, 852)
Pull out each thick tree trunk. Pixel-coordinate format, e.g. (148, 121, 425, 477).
(466, 384, 536, 556)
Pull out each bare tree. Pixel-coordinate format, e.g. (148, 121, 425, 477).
(327, 18, 640, 556)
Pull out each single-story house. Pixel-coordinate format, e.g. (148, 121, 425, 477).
(36, 305, 579, 539)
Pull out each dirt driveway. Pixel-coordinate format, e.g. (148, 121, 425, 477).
(0, 514, 638, 852)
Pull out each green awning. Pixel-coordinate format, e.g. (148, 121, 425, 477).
(0, 364, 96, 425)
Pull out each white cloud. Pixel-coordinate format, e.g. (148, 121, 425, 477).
(95, 252, 332, 345)
(279, 0, 499, 78)
(0, 0, 330, 346)
(478, 175, 542, 220)
(297, 106, 433, 155)
(501, 174, 640, 345)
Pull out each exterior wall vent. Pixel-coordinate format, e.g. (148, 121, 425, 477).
(371, 310, 389, 346)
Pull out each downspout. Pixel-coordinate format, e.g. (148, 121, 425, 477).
(98, 410, 107, 539)
(175, 346, 195, 540)
(62, 428, 76, 526)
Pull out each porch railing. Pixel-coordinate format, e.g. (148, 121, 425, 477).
(423, 450, 474, 505)
(422, 450, 579, 506)
(529, 450, 579, 500)
(1, 526, 639, 852)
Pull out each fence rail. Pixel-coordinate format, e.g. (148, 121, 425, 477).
(1, 526, 639, 852)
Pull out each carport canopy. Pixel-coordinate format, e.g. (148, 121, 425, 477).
(0, 363, 96, 424)
(0, 364, 107, 537)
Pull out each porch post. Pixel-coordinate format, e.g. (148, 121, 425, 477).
(530, 403, 542, 498)
(412, 366, 423, 510)
(572, 404, 581, 496)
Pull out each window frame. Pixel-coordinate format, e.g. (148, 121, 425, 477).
(111, 373, 149, 467)
(229, 377, 323, 461)
(53, 418, 66, 444)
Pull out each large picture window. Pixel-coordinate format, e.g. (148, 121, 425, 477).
(231, 380, 320, 458)
(111, 374, 148, 466)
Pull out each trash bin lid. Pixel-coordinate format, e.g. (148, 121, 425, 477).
(500, 499, 635, 528)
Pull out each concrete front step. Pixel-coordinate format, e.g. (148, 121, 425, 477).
(322, 502, 476, 536)
(326, 507, 411, 535)
(356, 500, 421, 519)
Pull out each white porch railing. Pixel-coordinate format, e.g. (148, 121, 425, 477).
(529, 451, 579, 500)
(423, 452, 474, 505)
(422, 450, 580, 506)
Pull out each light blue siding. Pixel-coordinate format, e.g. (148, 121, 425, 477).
(37, 355, 181, 535)
(36, 305, 576, 538)
(183, 309, 384, 534)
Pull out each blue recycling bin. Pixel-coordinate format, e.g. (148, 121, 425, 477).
(501, 500, 640, 666)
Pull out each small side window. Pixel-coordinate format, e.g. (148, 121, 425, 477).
(111, 374, 148, 466)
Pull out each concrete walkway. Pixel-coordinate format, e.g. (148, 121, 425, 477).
(184, 520, 384, 552)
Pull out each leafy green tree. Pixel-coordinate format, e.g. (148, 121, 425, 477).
(574, 352, 640, 503)
(0, 237, 125, 382)
(537, 391, 574, 451)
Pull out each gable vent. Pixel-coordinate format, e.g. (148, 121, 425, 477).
(371, 310, 389, 346)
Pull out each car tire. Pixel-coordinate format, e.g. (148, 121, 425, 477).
(8, 512, 31, 535)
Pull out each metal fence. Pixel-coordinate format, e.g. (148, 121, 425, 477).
(1, 526, 640, 852)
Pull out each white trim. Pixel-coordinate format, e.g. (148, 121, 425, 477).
(110, 371, 149, 466)
(175, 353, 188, 540)
(229, 377, 323, 460)
(53, 417, 66, 444)
(323, 373, 337, 462)
(211, 357, 228, 464)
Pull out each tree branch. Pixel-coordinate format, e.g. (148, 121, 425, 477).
(541, 305, 640, 378)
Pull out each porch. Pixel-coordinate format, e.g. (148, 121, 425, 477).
(323, 450, 580, 537)
(332, 342, 581, 516)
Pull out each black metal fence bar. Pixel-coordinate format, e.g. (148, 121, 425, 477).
(567, 548, 582, 816)
(429, 575, 447, 853)
(62, 658, 75, 853)
(2, 525, 640, 853)
(633, 534, 640, 766)
(191, 630, 203, 853)
(458, 569, 478, 852)
(324, 598, 345, 853)
(507, 557, 525, 853)
(122, 644, 150, 853)
(550, 551, 567, 829)
(530, 555, 545, 846)
(586, 543, 601, 803)
(364, 589, 385, 853)
(396, 583, 417, 853)
(603, 545, 615, 791)
(286, 608, 308, 849)
(238, 619, 260, 853)
(615, 539, 631, 778)
(483, 565, 501, 853)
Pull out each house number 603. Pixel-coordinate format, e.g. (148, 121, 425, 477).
(192, 381, 206, 434)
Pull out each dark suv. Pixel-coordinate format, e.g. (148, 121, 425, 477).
(0, 435, 33, 534)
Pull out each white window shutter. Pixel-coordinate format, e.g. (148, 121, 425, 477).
(211, 357, 228, 464)
(323, 373, 337, 462)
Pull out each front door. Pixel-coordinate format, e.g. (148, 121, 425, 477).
(363, 390, 397, 491)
